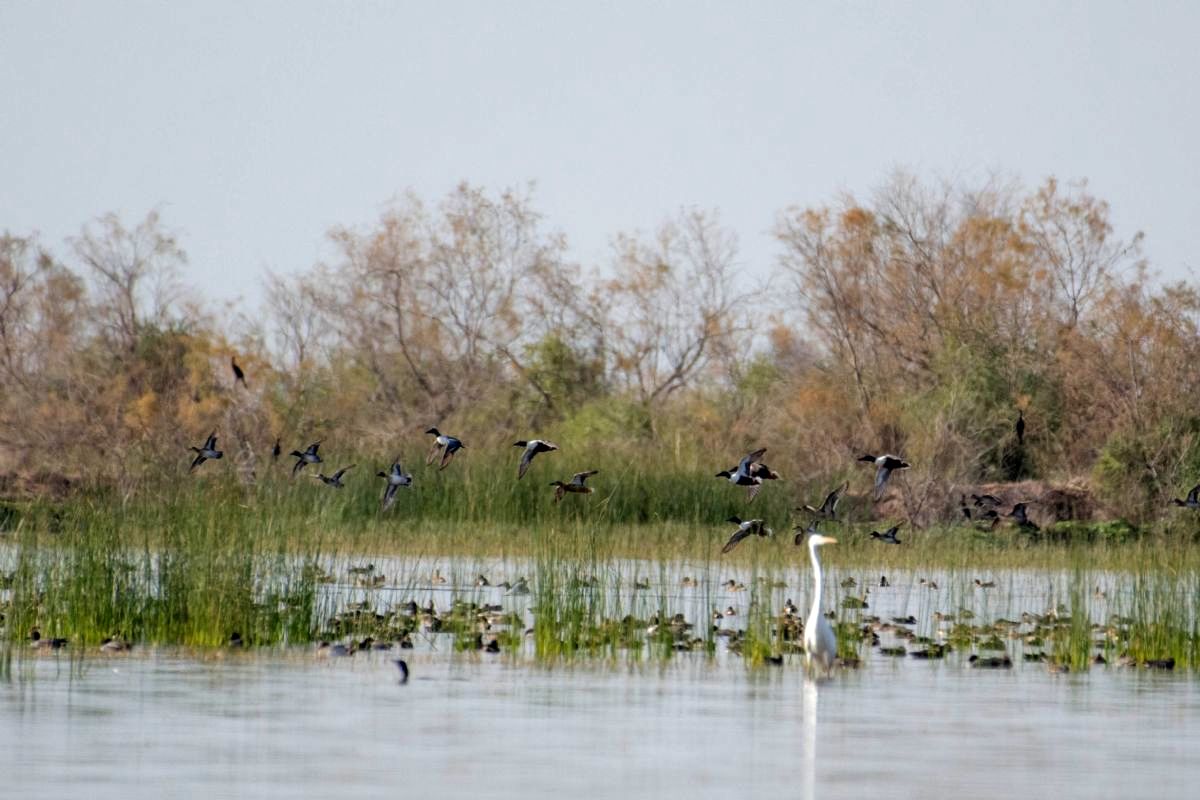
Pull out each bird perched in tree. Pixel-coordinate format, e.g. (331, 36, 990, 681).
(720, 516, 773, 554)
(188, 432, 223, 471)
(231, 356, 247, 388)
(315, 464, 355, 488)
(858, 453, 910, 500)
(550, 470, 598, 503)
(290, 441, 323, 476)
(377, 459, 413, 510)
(514, 439, 558, 479)
(425, 428, 465, 470)
(800, 481, 849, 521)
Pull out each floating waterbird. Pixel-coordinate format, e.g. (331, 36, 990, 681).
(377, 459, 413, 510)
(1170, 484, 1200, 510)
(231, 356, 247, 388)
(394, 659, 410, 683)
(188, 432, 223, 471)
(514, 439, 558, 479)
(315, 464, 355, 488)
(716, 448, 779, 502)
(975, 578, 996, 589)
(800, 481, 849, 521)
(870, 524, 902, 544)
(720, 516, 773, 554)
(290, 441, 322, 476)
(29, 630, 68, 650)
(858, 454, 910, 500)
(803, 531, 839, 676)
(550, 470, 598, 502)
(425, 428, 465, 470)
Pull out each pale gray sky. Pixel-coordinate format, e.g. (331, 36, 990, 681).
(2, 2, 1197, 308)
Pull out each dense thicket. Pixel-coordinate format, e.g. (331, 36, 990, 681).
(2, 174, 1197, 521)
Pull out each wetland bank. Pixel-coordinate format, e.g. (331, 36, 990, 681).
(6, 173, 1200, 795)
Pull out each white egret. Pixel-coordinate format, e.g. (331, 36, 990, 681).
(804, 532, 839, 676)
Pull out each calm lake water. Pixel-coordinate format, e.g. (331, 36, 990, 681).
(4, 646, 1200, 799)
(3, 562, 1198, 798)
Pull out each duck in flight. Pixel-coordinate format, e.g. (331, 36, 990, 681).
(716, 448, 780, 502)
(550, 470, 598, 503)
(1007, 502, 1039, 531)
(188, 432, 223, 471)
(720, 516, 773, 554)
(1171, 484, 1200, 510)
(425, 428, 465, 470)
(231, 356, 247, 388)
(377, 459, 413, 510)
(800, 481, 849, 521)
(514, 439, 558, 479)
(290, 441, 323, 476)
(870, 524, 902, 544)
(858, 453, 910, 500)
(315, 464, 355, 488)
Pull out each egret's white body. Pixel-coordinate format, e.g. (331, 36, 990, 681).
(804, 533, 838, 676)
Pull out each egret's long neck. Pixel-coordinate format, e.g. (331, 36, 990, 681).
(808, 542, 823, 620)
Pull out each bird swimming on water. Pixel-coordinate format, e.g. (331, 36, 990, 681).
(290, 441, 323, 476)
(720, 516, 773, 554)
(377, 459, 413, 510)
(870, 524, 902, 544)
(189, 432, 223, 471)
(315, 464, 355, 488)
(550, 470, 598, 503)
(425, 428, 465, 470)
(803, 530, 839, 677)
(716, 448, 779, 502)
(800, 481, 849, 521)
(514, 439, 558, 479)
(858, 453, 910, 500)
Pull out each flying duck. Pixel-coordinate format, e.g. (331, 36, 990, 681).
(793, 520, 822, 546)
(1171, 484, 1200, 510)
(858, 453, 910, 500)
(870, 524, 902, 544)
(716, 448, 779, 501)
(188, 432, 223, 471)
(315, 465, 355, 488)
(425, 427, 465, 470)
(377, 459, 412, 510)
(721, 516, 773, 554)
(231, 356, 247, 388)
(550, 470, 598, 502)
(290, 441, 322, 476)
(800, 481, 849, 521)
(514, 439, 558, 479)
(1007, 502, 1039, 531)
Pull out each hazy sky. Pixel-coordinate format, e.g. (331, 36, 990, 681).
(2, 2, 1197, 309)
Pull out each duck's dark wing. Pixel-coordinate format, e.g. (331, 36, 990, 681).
(204, 432, 218, 450)
(885, 524, 901, 537)
(333, 465, 355, 481)
(552, 483, 566, 503)
(535, 440, 558, 454)
(439, 445, 457, 470)
(382, 482, 399, 511)
(518, 447, 535, 479)
(1188, 484, 1200, 504)
(873, 465, 893, 499)
(426, 440, 442, 465)
(739, 448, 768, 472)
(571, 470, 598, 486)
(306, 442, 321, 457)
(190, 451, 206, 471)
(292, 458, 307, 476)
(721, 527, 754, 554)
(822, 482, 849, 515)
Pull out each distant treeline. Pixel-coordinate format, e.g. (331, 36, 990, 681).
(2, 173, 1197, 522)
